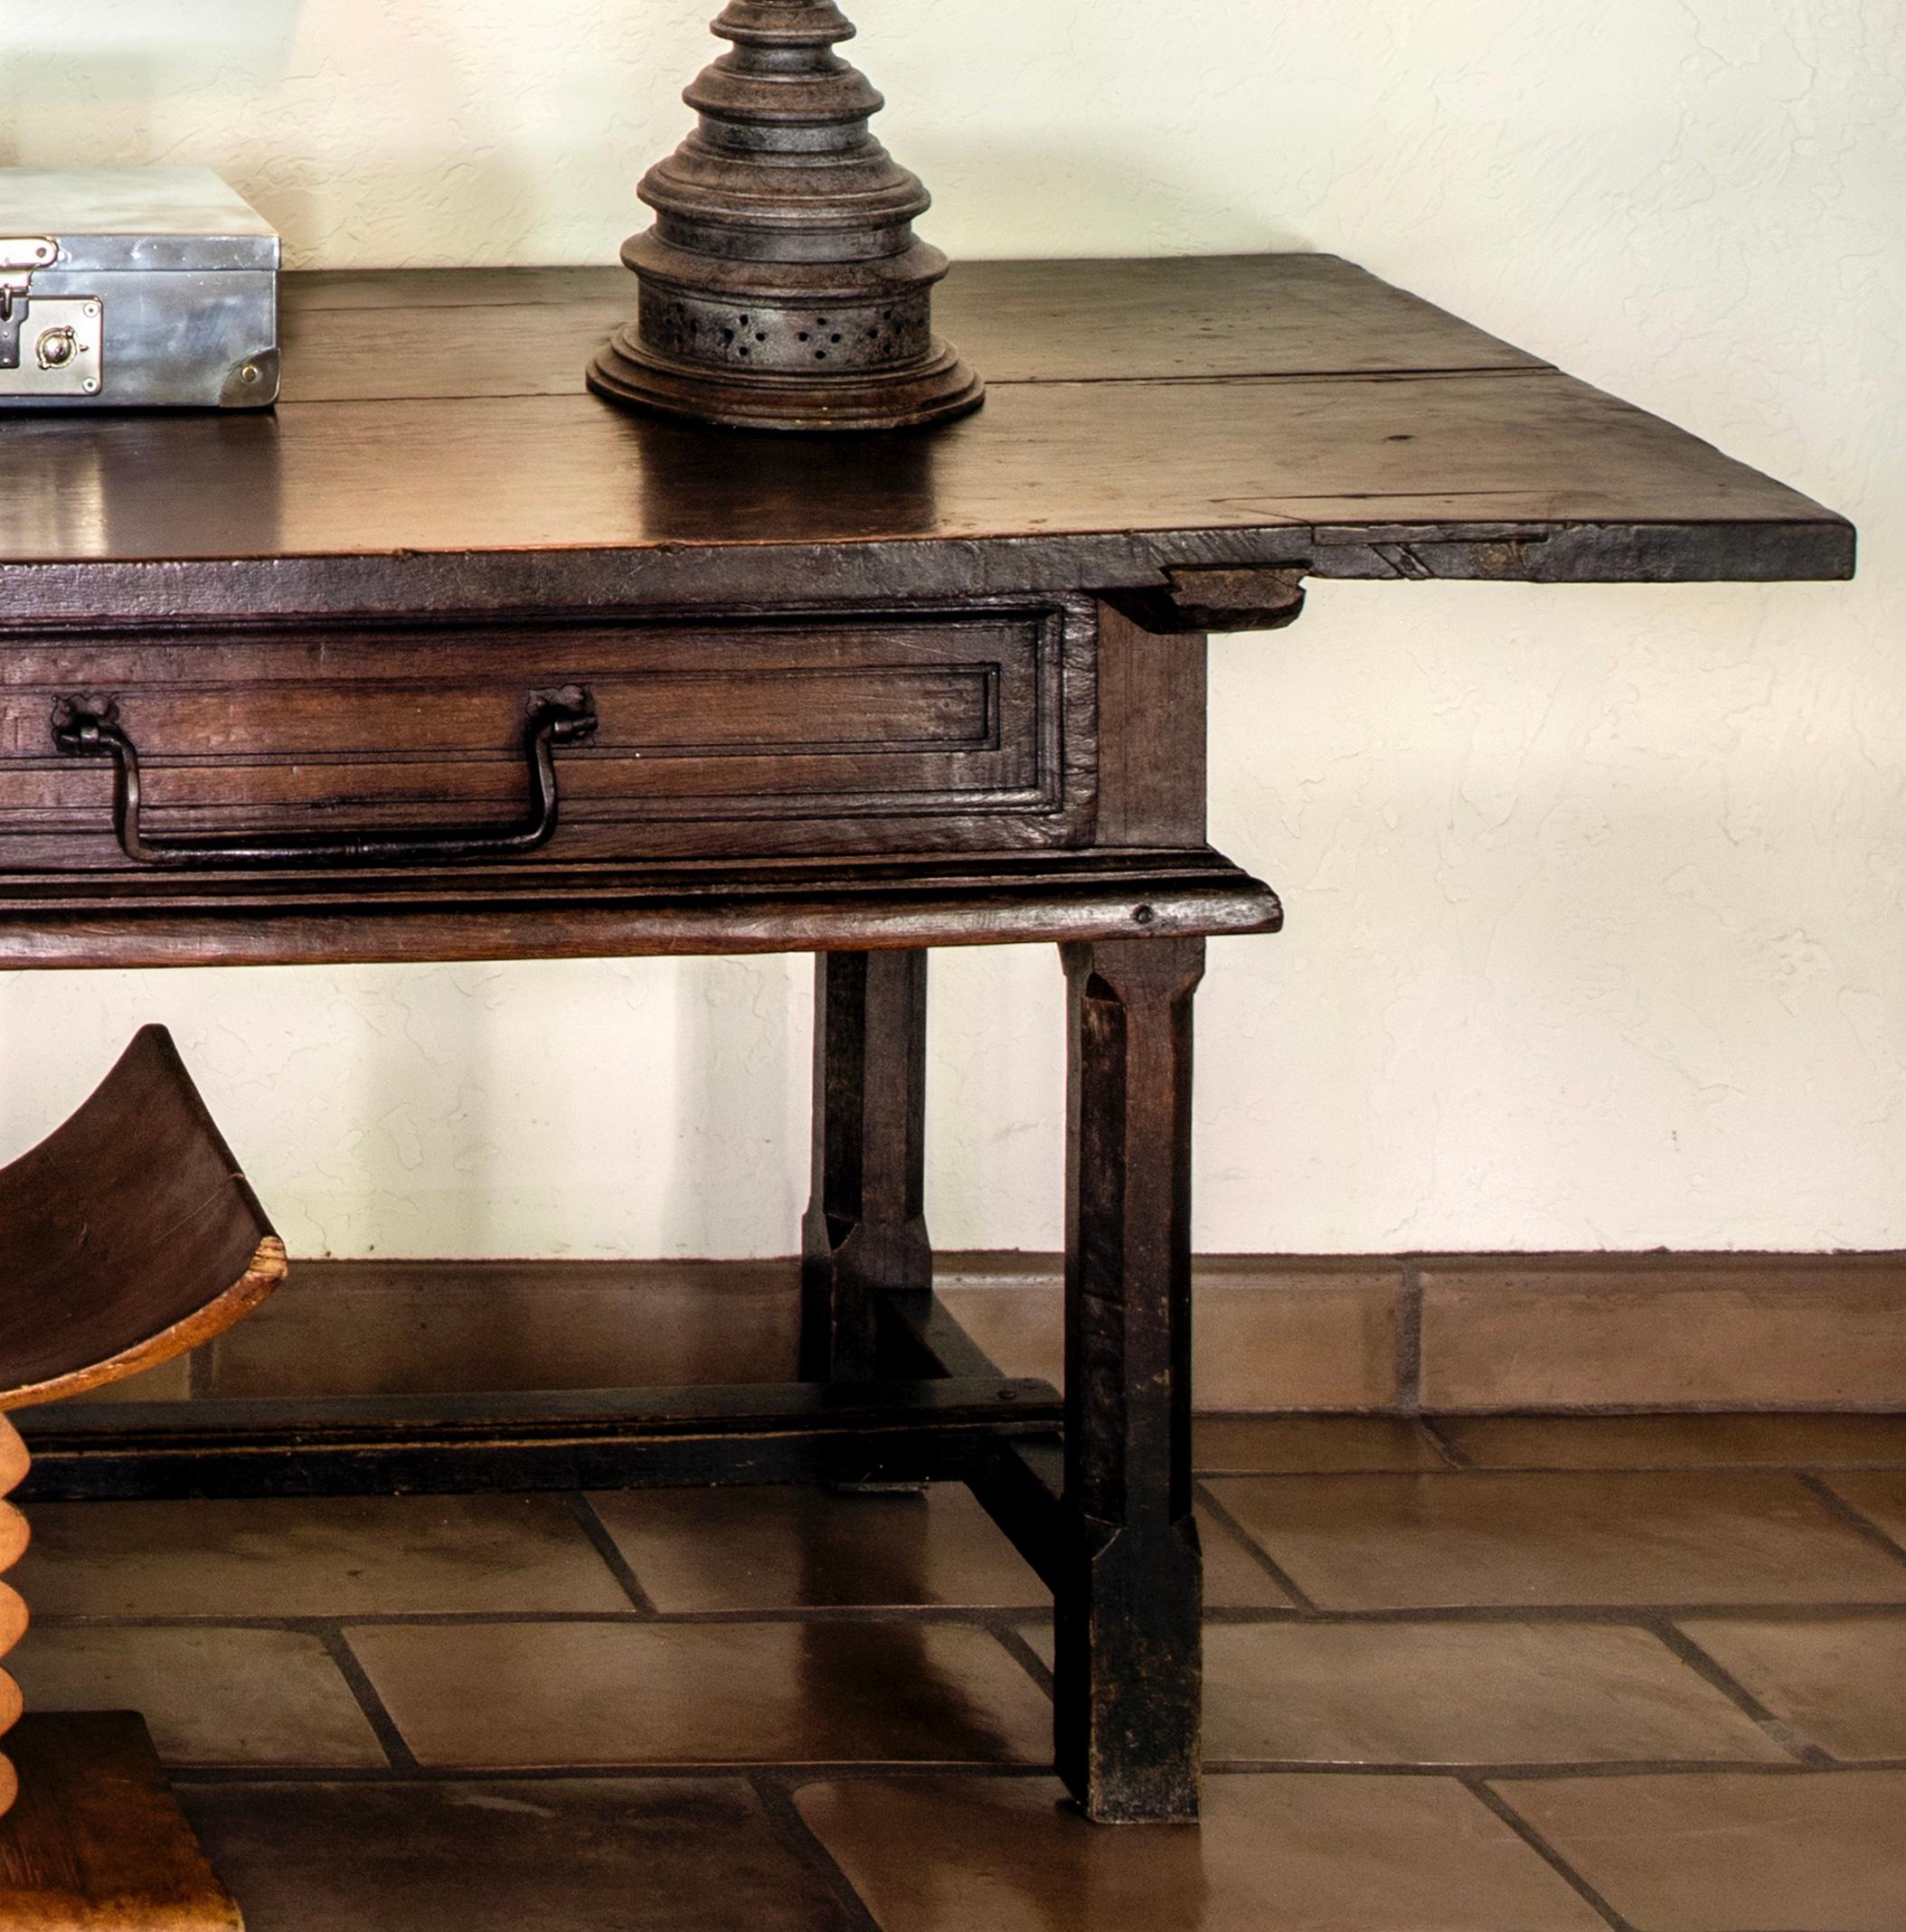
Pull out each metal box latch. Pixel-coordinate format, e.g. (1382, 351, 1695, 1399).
(0, 239, 102, 396)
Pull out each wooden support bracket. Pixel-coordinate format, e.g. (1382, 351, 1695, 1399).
(1103, 565, 1309, 635)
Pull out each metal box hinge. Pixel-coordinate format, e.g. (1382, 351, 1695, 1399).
(0, 238, 57, 367)
(0, 238, 102, 395)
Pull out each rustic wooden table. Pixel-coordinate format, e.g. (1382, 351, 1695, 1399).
(1, 257, 1851, 1823)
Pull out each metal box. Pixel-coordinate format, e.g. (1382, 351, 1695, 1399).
(0, 167, 278, 410)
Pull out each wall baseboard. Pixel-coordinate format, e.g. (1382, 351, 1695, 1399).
(99, 1250, 1906, 1417)
(933, 1251, 1906, 1414)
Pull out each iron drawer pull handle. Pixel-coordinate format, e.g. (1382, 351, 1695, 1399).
(50, 687, 598, 869)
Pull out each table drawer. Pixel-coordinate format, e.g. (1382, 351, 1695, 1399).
(0, 608, 1095, 871)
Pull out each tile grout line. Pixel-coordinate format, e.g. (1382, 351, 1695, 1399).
(1394, 1258, 1425, 1415)
(749, 1776, 886, 1932)
(1197, 1602, 1906, 1626)
(1796, 1470, 1906, 1572)
(1418, 1416, 1472, 1469)
(564, 1493, 662, 1616)
(314, 1624, 422, 1775)
(1207, 1756, 1889, 1778)
(30, 1603, 1061, 1631)
(159, 1755, 1906, 1790)
(1193, 1479, 1321, 1611)
(984, 1616, 1056, 1698)
(165, 1761, 1068, 1789)
(1460, 1776, 1638, 1932)
(186, 1340, 216, 1401)
(1382, 1455, 1906, 1475)
(1641, 1619, 1837, 1767)
(34, 1600, 1906, 1632)
(1411, 1405, 1906, 1418)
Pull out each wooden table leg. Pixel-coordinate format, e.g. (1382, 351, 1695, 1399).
(801, 949, 932, 1382)
(1055, 935, 1204, 1823)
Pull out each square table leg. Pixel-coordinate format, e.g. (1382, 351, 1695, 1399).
(1054, 935, 1205, 1823)
(801, 948, 932, 1382)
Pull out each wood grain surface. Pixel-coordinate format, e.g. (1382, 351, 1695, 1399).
(0, 606, 1095, 872)
(0, 1026, 283, 1406)
(0, 256, 1850, 627)
(0, 848, 1281, 971)
(0, 1712, 243, 1927)
(282, 255, 1545, 401)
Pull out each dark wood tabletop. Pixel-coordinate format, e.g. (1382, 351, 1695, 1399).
(0, 256, 1851, 624)
(0, 253, 1851, 970)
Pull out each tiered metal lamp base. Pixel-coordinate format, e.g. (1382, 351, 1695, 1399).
(589, 0, 982, 431)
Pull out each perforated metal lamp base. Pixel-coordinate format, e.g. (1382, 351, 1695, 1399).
(587, 332, 983, 433)
(588, 0, 983, 433)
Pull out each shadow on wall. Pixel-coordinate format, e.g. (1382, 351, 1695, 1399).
(324, 954, 807, 1259)
(0, 4, 307, 165)
(663, 957, 802, 1257)
(0, 1, 593, 269)
(0, 23, 1290, 269)
(901, 137, 1303, 260)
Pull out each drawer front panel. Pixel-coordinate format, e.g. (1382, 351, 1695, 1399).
(0, 608, 1095, 870)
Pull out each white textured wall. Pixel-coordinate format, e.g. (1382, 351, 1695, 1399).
(2, 1, 1897, 1256)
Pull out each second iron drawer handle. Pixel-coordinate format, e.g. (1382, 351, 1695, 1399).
(51, 686, 598, 869)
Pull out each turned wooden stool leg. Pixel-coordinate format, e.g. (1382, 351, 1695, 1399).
(0, 1417, 25, 1821)
(801, 948, 932, 1383)
(0, 1413, 242, 1927)
(1055, 935, 1204, 1824)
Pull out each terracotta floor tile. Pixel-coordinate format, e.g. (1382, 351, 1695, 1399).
(586, 1482, 1047, 1612)
(1678, 1617, 1906, 1760)
(209, 1260, 801, 1397)
(1016, 1508, 1291, 1665)
(9, 1625, 386, 1767)
(1203, 1621, 1787, 1766)
(1501, 1770, 1906, 1932)
(1818, 1469, 1906, 1549)
(349, 1619, 1052, 1767)
(1203, 1471, 1906, 1609)
(1439, 1412, 1906, 1471)
(1194, 1416, 1451, 1474)
(1200, 1507, 1299, 1609)
(796, 1773, 1607, 1931)
(12, 1495, 630, 1617)
(184, 1776, 857, 1931)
